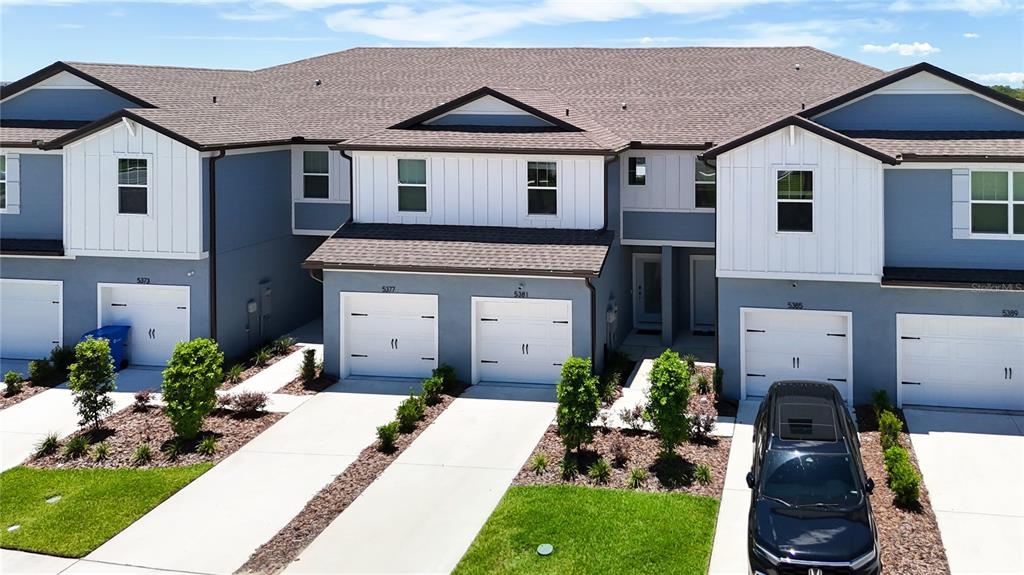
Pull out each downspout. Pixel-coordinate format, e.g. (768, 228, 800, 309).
(586, 277, 597, 373)
(602, 155, 615, 231)
(340, 149, 354, 226)
(208, 149, 226, 341)
(700, 153, 721, 365)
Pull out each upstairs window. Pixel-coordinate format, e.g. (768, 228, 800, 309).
(117, 158, 148, 215)
(527, 161, 558, 215)
(970, 170, 1023, 237)
(397, 159, 428, 213)
(302, 151, 330, 199)
(776, 170, 813, 233)
(0, 155, 6, 210)
(695, 158, 716, 209)
(628, 157, 646, 186)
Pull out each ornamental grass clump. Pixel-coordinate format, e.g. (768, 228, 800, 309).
(587, 458, 612, 485)
(646, 350, 692, 455)
(555, 357, 601, 453)
(162, 338, 223, 441)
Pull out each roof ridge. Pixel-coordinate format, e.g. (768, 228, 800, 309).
(66, 61, 254, 73)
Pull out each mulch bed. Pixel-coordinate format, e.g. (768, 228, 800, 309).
(221, 345, 300, 391)
(0, 380, 60, 411)
(277, 374, 336, 396)
(855, 406, 950, 574)
(515, 426, 731, 499)
(239, 383, 469, 575)
(27, 405, 283, 469)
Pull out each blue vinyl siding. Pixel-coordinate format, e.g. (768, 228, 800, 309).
(884, 169, 1023, 270)
(815, 94, 1024, 132)
(591, 159, 632, 358)
(621, 210, 715, 243)
(0, 154, 62, 240)
(294, 201, 350, 233)
(1, 89, 138, 122)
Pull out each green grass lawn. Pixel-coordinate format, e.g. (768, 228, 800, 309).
(454, 485, 720, 575)
(0, 464, 212, 557)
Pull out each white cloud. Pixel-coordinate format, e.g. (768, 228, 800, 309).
(963, 32, 980, 38)
(862, 41, 941, 56)
(888, 0, 1012, 15)
(969, 71, 1024, 85)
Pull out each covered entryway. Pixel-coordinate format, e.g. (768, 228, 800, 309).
(0, 279, 62, 360)
(472, 298, 571, 385)
(741, 308, 852, 401)
(898, 314, 1024, 410)
(98, 284, 190, 367)
(340, 292, 438, 379)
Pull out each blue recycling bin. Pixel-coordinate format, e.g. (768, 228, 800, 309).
(80, 325, 132, 371)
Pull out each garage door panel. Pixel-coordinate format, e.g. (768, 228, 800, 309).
(342, 293, 438, 379)
(474, 298, 571, 385)
(99, 285, 189, 367)
(0, 280, 62, 360)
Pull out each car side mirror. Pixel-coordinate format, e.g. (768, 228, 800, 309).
(865, 478, 875, 494)
(746, 471, 755, 489)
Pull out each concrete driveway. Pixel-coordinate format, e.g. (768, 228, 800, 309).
(905, 408, 1024, 574)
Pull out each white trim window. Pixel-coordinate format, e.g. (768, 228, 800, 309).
(0, 155, 6, 211)
(117, 157, 149, 215)
(302, 151, 330, 199)
(397, 158, 428, 213)
(970, 170, 1023, 238)
(628, 156, 646, 186)
(695, 158, 716, 209)
(776, 169, 813, 233)
(527, 160, 558, 216)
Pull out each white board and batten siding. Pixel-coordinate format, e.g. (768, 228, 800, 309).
(619, 149, 707, 212)
(716, 126, 884, 282)
(351, 152, 604, 229)
(64, 121, 203, 259)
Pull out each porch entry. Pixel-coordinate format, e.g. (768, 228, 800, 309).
(633, 253, 662, 328)
(690, 255, 716, 334)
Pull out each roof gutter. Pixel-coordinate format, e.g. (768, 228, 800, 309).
(208, 149, 226, 341)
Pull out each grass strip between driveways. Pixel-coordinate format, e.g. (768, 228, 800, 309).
(454, 485, 720, 575)
(0, 464, 212, 558)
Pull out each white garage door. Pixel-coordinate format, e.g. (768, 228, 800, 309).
(99, 284, 190, 367)
(742, 308, 852, 401)
(473, 298, 572, 385)
(341, 293, 438, 379)
(898, 314, 1024, 411)
(0, 279, 62, 360)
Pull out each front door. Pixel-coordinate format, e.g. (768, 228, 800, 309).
(690, 255, 717, 334)
(634, 254, 662, 327)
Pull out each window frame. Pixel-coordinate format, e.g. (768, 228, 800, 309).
(116, 156, 151, 217)
(301, 150, 331, 201)
(526, 160, 559, 218)
(968, 169, 1023, 240)
(774, 167, 815, 235)
(628, 156, 647, 186)
(0, 154, 7, 212)
(694, 157, 716, 211)
(396, 157, 430, 215)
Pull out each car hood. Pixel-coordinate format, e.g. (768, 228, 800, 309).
(753, 498, 875, 562)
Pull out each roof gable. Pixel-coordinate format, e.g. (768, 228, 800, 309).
(0, 62, 153, 109)
(391, 87, 581, 131)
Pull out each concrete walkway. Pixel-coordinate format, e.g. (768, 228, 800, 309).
(285, 384, 557, 575)
(219, 344, 323, 414)
(707, 400, 759, 575)
(906, 408, 1024, 573)
(84, 379, 410, 575)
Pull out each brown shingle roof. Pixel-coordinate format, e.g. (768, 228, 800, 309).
(304, 223, 613, 277)
(844, 131, 1024, 161)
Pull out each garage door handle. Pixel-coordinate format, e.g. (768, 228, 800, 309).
(901, 381, 921, 386)
(521, 344, 525, 355)
(481, 360, 498, 364)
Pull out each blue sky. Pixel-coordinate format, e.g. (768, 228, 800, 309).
(1, 0, 1022, 85)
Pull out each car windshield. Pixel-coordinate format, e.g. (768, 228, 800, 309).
(759, 451, 861, 507)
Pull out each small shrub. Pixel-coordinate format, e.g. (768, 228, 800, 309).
(713, 367, 724, 395)
(3, 371, 23, 396)
(626, 467, 648, 489)
(609, 434, 628, 468)
(694, 373, 712, 395)
(231, 391, 269, 416)
(162, 440, 182, 461)
(133, 389, 153, 411)
(872, 389, 893, 416)
(598, 370, 621, 404)
(587, 458, 612, 485)
(529, 453, 550, 475)
(884, 447, 921, 507)
(299, 348, 318, 383)
(555, 357, 601, 453)
(883, 445, 910, 469)
(28, 359, 54, 383)
(647, 350, 692, 454)
(62, 435, 89, 460)
(253, 347, 272, 367)
(690, 413, 716, 440)
(559, 455, 578, 480)
(432, 364, 457, 391)
(34, 433, 59, 458)
(421, 375, 445, 406)
(50, 345, 75, 373)
(224, 364, 244, 384)
(618, 404, 646, 430)
(396, 394, 425, 433)
(681, 354, 698, 371)
(878, 410, 903, 451)
(132, 442, 153, 466)
(197, 436, 218, 456)
(271, 336, 296, 356)
(217, 394, 233, 409)
(694, 463, 713, 485)
(91, 441, 109, 462)
(68, 338, 117, 430)
(376, 421, 400, 452)
(162, 338, 224, 441)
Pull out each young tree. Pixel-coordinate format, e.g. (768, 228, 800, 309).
(68, 338, 117, 430)
(647, 349, 692, 454)
(556, 356, 601, 453)
(162, 338, 224, 440)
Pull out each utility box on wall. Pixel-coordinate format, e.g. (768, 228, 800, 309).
(259, 280, 272, 340)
